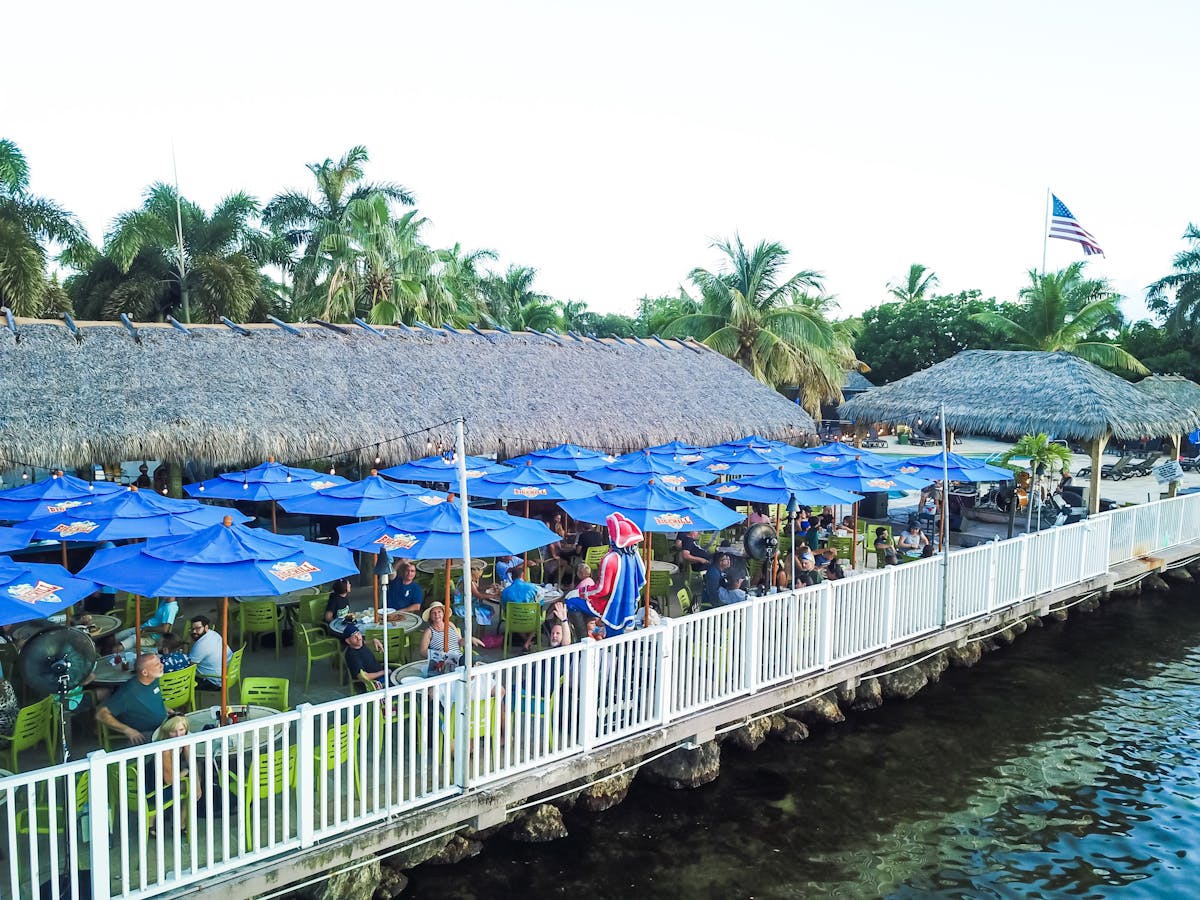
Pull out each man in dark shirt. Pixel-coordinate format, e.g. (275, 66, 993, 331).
(702, 553, 747, 608)
(342, 626, 387, 685)
(324, 578, 353, 623)
(96, 653, 171, 744)
(675, 530, 712, 572)
(797, 555, 825, 587)
(577, 523, 606, 553)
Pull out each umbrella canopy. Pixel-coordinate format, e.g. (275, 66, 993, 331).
(698, 467, 863, 507)
(644, 441, 707, 464)
(184, 460, 350, 501)
(579, 451, 717, 488)
(465, 462, 602, 502)
(787, 442, 889, 466)
(337, 501, 559, 559)
(25, 488, 252, 542)
(79, 519, 358, 598)
(891, 452, 1014, 483)
(380, 455, 511, 482)
(710, 434, 788, 452)
(0, 472, 124, 522)
(697, 445, 797, 477)
(0, 557, 98, 625)
(559, 480, 744, 533)
(279, 474, 448, 518)
(0, 526, 34, 554)
(809, 458, 929, 493)
(506, 443, 616, 472)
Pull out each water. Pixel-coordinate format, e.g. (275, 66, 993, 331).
(404, 585, 1200, 898)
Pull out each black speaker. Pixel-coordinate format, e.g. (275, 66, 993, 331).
(859, 491, 889, 519)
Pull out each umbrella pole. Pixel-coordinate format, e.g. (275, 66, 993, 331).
(134, 595, 141, 654)
(373, 570, 379, 621)
(221, 596, 229, 723)
(271, 500, 277, 534)
(524, 500, 530, 575)
(790, 510, 796, 591)
(61, 542, 71, 625)
(852, 502, 859, 570)
(443, 559, 451, 654)
(643, 541, 651, 623)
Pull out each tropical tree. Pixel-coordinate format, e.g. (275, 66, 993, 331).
(262, 146, 415, 312)
(635, 290, 700, 336)
(0, 139, 91, 316)
(437, 242, 496, 321)
(886, 263, 939, 303)
(970, 263, 1147, 374)
(1147, 223, 1200, 332)
(69, 184, 282, 323)
(663, 235, 860, 411)
(479, 265, 551, 329)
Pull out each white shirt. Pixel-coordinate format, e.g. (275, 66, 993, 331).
(189, 630, 231, 679)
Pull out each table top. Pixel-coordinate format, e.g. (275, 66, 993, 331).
(392, 661, 431, 683)
(649, 560, 679, 574)
(49, 613, 121, 641)
(186, 705, 282, 758)
(91, 653, 137, 684)
(415, 558, 467, 574)
(329, 609, 422, 636)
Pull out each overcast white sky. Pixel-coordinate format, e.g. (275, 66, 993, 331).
(5, 0, 1197, 321)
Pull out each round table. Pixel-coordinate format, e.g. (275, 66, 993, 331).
(415, 558, 471, 575)
(536, 587, 564, 603)
(650, 561, 679, 575)
(90, 654, 137, 685)
(185, 704, 283, 758)
(329, 609, 421, 637)
(391, 661, 431, 683)
(48, 613, 121, 642)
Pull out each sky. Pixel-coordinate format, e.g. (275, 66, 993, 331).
(5, 0, 1198, 322)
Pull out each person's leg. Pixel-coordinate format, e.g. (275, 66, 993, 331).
(114, 627, 135, 652)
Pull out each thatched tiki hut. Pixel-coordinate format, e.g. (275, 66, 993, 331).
(1135, 375, 1200, 497)
(839, 350, 1200, 513)
(0, 319, 815, 476)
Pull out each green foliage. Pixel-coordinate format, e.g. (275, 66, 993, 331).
(1147, 223, 1200, 333)
(1000, 433, 1073, 475)
(886, 263, 939, 303)
(854, 290, 1009, 384)
(1120, 319, 1200, 381)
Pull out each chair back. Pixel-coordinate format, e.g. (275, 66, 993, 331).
(240, 676, 289, 711)
(504, 601, 541, 632)
(647, 570, 672, 597)
(828, 535, 854, 558)
(118, 596, 159, 629)
(9, 695, 53, 759)
(361, 626, 408, 662)
(319, 719, 359, 769)
(676, 587, 692, 615)
(158, 664, 197, 712)
(296, 593, 320, 625)
(240, 599, 283, 632)
(226, 645, 246, 686)
(584, 545, 608, 570)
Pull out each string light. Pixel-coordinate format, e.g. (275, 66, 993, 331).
(21, 470, 29, 481)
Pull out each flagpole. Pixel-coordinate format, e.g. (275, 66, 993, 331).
(1041, 187, 1051, 276)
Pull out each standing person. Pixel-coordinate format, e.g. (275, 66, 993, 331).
(187, 616, 232, 692)
(96, 654, 172, 745)
(391, 563, 423, 613)
(134, 464, 152, 488)
(324, 578, 353, 624)
(114, 597, 179, 652)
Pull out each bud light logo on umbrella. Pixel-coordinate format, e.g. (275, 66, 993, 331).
(416, 495, 446, 505)
(716, 484, 739, 494)
(270, 560, 321, 581)
(7, 580, 63, 604)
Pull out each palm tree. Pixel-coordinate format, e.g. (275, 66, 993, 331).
(70, 184, 280, 323)
(262, 146, 415, 312)
(887, 263, 939, 303)
(663, 235, 859, 411)
(970, 263, 1147, 375)
(0, 139, 91, 316)
(480, 265, 551, 329)
(1147, 223, 1200, 332)
(1000, 433, 1073, 528)
(437, 243, 497, 322)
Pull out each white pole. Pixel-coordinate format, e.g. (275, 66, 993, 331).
(454, 418, 474, 677)
(1041, 187, 1051, 276)
(940, 403, 950, 626)
(380, 569, 390, 683)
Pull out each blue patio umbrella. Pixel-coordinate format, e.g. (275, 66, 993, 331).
(0, 557, 98, 626)
(0, 526, 34, 554)
(25, 487, 252, 543)
(710, 434, 789, 452)
(579, 451, 717, 488)
(81, 517, 358, 715)
(185, 460, 351, 532)
(380, 454, 511, 482)
(279, 474, 448, 518)
(559, 480, 744, 534)
(505, 443, 616, 472)
(0, 471, 123, 523)
(787, 442, 889, 466)
(465, 462, 602, 503)
(697, 468, 864, 508)
(890, 451, 1014, 483)
(644, 441, 708, 464)
(1190, 429, 1200, 446)
(697, 445, 796, 477)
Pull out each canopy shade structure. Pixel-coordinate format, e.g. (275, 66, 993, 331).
(184, 461, 349, 501)
(696, 445, 797, 477)
(559, 480, 744, 534)
(579, 451, 717, 488)
(0, 558, 98, 625)
(465, 463, 602, 502)
(25, 488, 252, 542)
(808, 458, 930, 493)
(1134, 374, 1200, 415)
(0, 321, 815, 469)
(698, 468, 864, 507)
(787, 442, 888, 466)
(380, 455, 511, 483)
(279, 474, 447, 518)
(0, 526, 34, 554)
(336, 501, 558, 559)
(506, 444, 616, 472)
(891, 452, 1014, 483)
(0, 472, 124, 522)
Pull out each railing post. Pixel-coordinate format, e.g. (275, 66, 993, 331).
(1049, 528, 1062, 587)
(744, 598, 761, 694)
(296, 703, 315, 848)
(454, 677, 469, 789)
(1079, 522, 1092, 582)
(883, 568, 896, 646)
(580, 639, 599, 753)
(656, 622, 673, 728)
(1154, 500, 1164, 552)
(987, 539, 999, 611)
(88, 750, 111, 900)
(1017, 533, 1030, 600)
(818, 584, 833, 669)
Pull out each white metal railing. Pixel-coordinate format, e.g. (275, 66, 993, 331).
(2, 491, 1199, 898)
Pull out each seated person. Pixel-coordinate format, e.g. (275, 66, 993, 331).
(96, 654, 172, 746)
(324, 578, 353, 623)
(702, 553, 748, 607)
(797, 555, 824, 587)
(495, 554, 525, 586)
(575, 522, 606, 563)
(805, 521, 824, 552)
(582, 616, 606, 642)
(675, 530, 713, 572)
(420, 604, 482, 662)
(746, 504, 771, 526)
(500, 570, 541, 652)
(188, 615, 231, 691)
(391, 562, 423, 613)
(113, 596, 179, 652)
(341, 626, 387, 685)
(874, 528, 898, 566)
(573, 563, 596, 595)
(543, 618, 571, 649)
(897, 524, 930, 553)
(157, 634, 192, 673)
(817, 547, 846, 580)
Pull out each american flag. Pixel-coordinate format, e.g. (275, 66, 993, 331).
(1048, 194, 1104, 256)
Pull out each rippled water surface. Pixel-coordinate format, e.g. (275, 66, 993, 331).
(405, 586, 1200, 898)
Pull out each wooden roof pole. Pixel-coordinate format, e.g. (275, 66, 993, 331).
(1088, 433, 1108, 515)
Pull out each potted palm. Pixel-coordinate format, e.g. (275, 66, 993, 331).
(1000, 434, 1073, 530)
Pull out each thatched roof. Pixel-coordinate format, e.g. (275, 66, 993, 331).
(843, 371, 874, 393)
(0, 319, 815, 468)
(1135, 375, 1200, 416)
(838, 350, 1200, 441)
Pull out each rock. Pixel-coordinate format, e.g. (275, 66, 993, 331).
(1110, 581, 1141, 598)
(1076, 595, 1101, 612)
(309, 860, 383, 900)
(1045, 608, 1069, 623)
(1165, 567, 1195, 583)
(1027, 614, 1044, 627)
(641, 741, 720, 789)
(578, 766, 638, 812)
(1143, 573, 1171, 593)
(725, 717, 773, 752)
(767, 714, 810, 743)
(1186, 559, 1200, 577)
(918, 653, 948, 684)
(1010, 619, 1029, 636)
(384, 835, 453, 871)
(373, 868, 408, 900)
(427, 835, 483, 865)
(993, 626, 1018, 646)
(507, 803, 568, 843)
(947, 642, 982, 668)
(787, 695, 846, 727)
(879, 665, 928, 701)
(850, 676, 883, 711)
(835, 682, 857, 706)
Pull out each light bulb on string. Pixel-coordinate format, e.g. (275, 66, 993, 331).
(21, 470, 29, 481)
(329, 465, 336, 475)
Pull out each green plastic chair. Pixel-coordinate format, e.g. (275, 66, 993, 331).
(584, 545, 608, 571)
(197, 645, 245, 704)
(315, 718, 362, 803)
(502, 601, 542, 659)
(240, 676, 290, 712)
(110, 760, 190, 839)
(16, 772, 89, 836)
(225, 746, 297, 850)
(297, 625, 343, 691)
(0, 695, 55, 770)
(676, 587, 692, 616)
(361, 626, 409, 665)
(159, 664, 197, 713)
(238, 599, 285, 658)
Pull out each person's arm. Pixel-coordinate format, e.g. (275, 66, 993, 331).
(97, 705, 148, 745)
(419, 628, 432, 657)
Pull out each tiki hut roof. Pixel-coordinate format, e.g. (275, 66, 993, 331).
(1135, 374, 1200, 416)
(838, 350, 1200, 441)
(0, 319, 815, 468)
(843, 371, 875, 393)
